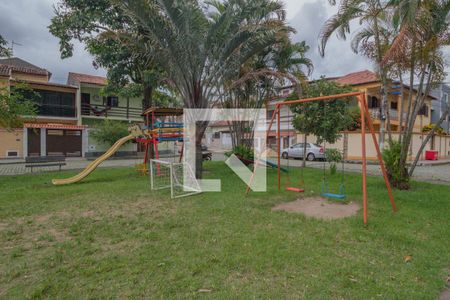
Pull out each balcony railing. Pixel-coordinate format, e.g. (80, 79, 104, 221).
(36, 104, 76, 118)
(81, 103, 142, 120)
(369, 108, 408, 121)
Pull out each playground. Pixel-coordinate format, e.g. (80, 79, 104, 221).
(0, 163, 449, 298)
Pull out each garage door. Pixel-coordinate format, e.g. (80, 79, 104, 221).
(47, 129, 82, 157)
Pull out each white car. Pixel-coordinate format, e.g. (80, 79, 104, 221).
(281, 143, 324, 161)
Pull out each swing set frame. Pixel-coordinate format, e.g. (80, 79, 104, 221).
(246, 91, 397, 225)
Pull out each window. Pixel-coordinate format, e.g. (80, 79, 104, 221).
(106, 96, 119, 107)
(418, 104, 429, 117)
(213, 132, 220, 139)
(390, 101, 398, 110)
(368, 96, 379, 108)
(18, 89, 76, 118)
(267, 110, 274, 119)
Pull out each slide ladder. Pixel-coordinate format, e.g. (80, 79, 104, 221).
(52, 135, 134, 185)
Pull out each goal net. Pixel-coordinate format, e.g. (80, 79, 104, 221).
(150, 159, 201, 198)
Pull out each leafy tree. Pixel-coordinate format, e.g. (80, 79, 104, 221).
(118, 0, 292, 177)
(385, 0, 449, 186)
(0, 84, 37, 129)
(49, 0, 162, 110)
(221, 38, 313, 149)
(290, 79, 355, 166)
(90, 119, 130, 146)
(0, 34, 11, 57)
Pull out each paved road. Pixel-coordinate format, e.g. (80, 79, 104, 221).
(1, 154, 449, 184)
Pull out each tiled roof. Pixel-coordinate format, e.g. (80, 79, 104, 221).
(67, 72, 107, 86)
(333, 70, 379, 86)
(11, 79, 77, 90)
(24, 123, 87, 130)
(0, 64, 10, 76)
(0, 57, 50, 77)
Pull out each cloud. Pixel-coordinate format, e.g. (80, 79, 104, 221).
(288, 1, 373, 79)
(0, 0, 447, 84)
(0, 0, 106, 84)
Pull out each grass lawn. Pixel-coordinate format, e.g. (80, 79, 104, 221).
(0, 162, 449, 299)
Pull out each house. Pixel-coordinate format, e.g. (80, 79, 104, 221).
(67, 72, 144, 157)
(335, 70, 434, 133)
(267, 70, 448, 160)
(0, 58, 145, 159)
(428, 82, 450, 133)
(204, 121, 233, 150)
(0, 58, 84, 159)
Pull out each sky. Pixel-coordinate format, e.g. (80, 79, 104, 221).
(0, 0, 448, 84)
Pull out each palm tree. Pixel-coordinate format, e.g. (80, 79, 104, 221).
(384, 0, 450, 185)
(318, 0, 391, 149)
(119, 0, 292, 177)
(222, 39, 313, 149)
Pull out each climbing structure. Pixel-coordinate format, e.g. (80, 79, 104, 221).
(138, 107, 185, 165)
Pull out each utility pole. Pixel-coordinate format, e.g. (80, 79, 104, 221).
(10, 40, 22, 56)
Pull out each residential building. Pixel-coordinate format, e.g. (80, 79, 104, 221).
(67, 72, 144, 157)
(0, 58, 84, 159)
(428, 83, 450, 133)
(0, 58, 145, 159)
(266, 70, 448, 160)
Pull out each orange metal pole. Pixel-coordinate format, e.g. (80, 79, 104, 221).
(246, 105, 280, 194)
(277, 105, 281, 191)
(280, 92, 364, 106)
(362, 96, 397, 212)
(359, 95, 368, 225)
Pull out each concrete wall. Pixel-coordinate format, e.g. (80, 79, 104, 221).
(293, 132, 449, 161)
(0, 129, 23, 159)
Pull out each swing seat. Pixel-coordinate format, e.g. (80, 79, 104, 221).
(321, 182, 346, 200)
(321, 192, 345, 199)
(286, 187, 304, 193)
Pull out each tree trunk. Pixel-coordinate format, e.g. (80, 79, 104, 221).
(143, 82, 155, 159)
(408, 107, 448, 176)
(372, 16, 387, 150)
(195, 122, 208, 179)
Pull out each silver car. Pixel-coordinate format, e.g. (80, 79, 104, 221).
(281, 143, 324, 161)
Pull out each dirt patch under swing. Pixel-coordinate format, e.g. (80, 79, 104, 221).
(272, 197, 360, 220)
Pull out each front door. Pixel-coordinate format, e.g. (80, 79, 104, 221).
(81, 93, 90, 115)
(27, 128, 40, 156)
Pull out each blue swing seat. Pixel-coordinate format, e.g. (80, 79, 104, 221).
(321, 181, 346, 200)
(321, 192, 345, 199)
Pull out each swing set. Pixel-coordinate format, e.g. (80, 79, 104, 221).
(246, 91, 397, 225)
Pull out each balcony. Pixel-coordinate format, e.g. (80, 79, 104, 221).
(368, 108, 407, 121)
(81, 103, 142, 120)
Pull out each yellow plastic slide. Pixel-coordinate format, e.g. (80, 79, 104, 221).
(52, 135, 135, 185)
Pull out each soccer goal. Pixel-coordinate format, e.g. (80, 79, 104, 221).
(150, 159, 201, 199)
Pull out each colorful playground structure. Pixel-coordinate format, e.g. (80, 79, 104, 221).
(52, 108, 184, 185)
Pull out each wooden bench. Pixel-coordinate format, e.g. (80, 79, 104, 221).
(25, 156, 66, 173)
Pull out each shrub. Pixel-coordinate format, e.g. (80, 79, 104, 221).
(225, 145, 254, 161)
(382, 140, 410, 190)
(422, 124, 445, 135)
(90, 119, 130, 146)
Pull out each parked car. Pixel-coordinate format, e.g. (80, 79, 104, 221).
(281, 143, 324, 161)
(201, 144, 208, 151)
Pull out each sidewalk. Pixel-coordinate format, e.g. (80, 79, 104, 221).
(0, 157, 142, 176)
(1, 155, 449, 185)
